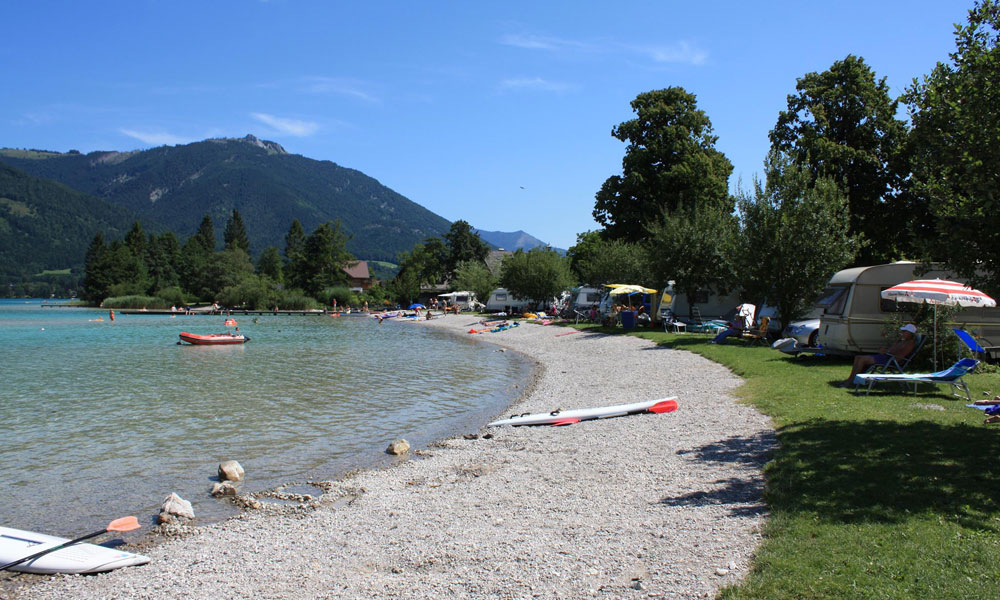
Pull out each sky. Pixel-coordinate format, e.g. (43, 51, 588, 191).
(1, 1, 973, 250)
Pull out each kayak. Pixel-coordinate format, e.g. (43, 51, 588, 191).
(0, 526, 150, 574)
(179, 332, 248, 345)
(487, 397, 678, 427)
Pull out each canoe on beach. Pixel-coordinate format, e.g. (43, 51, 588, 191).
(488, 396, 678, 426)
(178, 331, 248, 345)
(0, 526, 149, 574)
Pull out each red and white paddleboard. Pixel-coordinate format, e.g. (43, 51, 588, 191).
(487, 397, 678, 427)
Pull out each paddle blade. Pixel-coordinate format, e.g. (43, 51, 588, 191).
(648, 399, 679, 414)
(107, 516, 140, 532)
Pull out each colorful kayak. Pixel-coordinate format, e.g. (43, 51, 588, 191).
(0, 526, 150, 574)
(488, 397, 678, 427)
(178, 332, 248, 345)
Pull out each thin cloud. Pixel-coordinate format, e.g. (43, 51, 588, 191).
(634, 41, 708, 66)
(501, 32, 708, 67)
(298, 76, 379, 103)
(499, 77, 574, 93)
(499, 33, 592, 52)
(251, 113, 320, 137)
(119, 129, 192, 146)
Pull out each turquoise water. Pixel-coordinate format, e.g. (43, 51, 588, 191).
(0, 300, 530, 535)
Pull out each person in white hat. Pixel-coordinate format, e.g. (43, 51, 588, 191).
(837, 324, 918, 387)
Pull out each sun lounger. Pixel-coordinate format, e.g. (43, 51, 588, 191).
(853, 358, 980, 401)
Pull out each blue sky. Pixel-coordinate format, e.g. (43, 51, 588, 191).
(1, 1, 971, 250)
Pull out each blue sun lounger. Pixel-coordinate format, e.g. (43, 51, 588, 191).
(852, 358, 980, 401)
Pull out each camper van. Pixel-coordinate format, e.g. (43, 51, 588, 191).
(438, 291, 477, 311)
(570, 286, 604, 312)
(814, 262, 1000, 353)
(485, 288, 530, 313)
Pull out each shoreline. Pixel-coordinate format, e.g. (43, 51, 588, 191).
(15, 316, 775, 599)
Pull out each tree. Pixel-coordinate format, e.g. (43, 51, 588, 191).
(499, 248, 573, 304)
(124, 221, 147, 259)
(223, 209, 250, 254)
(81, 233, 110, 304)
(770, 55, 910, 265)
(302, 221, 353, 297)
(283, 219, 307, 290)
(192, 215, 216, 253)
(201, 249, 257, 300)
(567, 231, 648, 285)
(594, 87, 734, 242)
(737, 155, 857, 326)
(904, 0, 1000, 295)
(256, 245, 284, 284)
(181, 216, 218, 299)
(452, 259, 498, 307)
(645, 204, 738, 318)
(147, 232, 181, 293)
(420, 236, 449, 285)
(443, 220, 489, 277)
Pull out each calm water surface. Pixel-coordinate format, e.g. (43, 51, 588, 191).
(0, 300, 531, 535)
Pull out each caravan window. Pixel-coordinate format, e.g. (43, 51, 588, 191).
(496, 293, 507, 301)
(879, 288, 911, 313)
(816, 285, 849, 316)
(586, 292, 602, 303)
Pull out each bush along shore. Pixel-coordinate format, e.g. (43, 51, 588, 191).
(14, 314, 773, 600)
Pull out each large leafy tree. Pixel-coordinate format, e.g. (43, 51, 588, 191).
(443, 220, 489, 277)
(301, 220, 353, 297)
(452, 259, 498, 306)
(223, 209, 251, 254)
(737, 154, 857, 326)
(904, 0, 1000, 294)
(499, 248, 573, 304)
(567, 230, 648, 285)
(594, 87, 734, 242)
(770, 55, 909, 266)
(645, 204, 738, 318)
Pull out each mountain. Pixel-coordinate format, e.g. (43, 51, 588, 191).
(0, 163, 139, 280)
(473, 229, 565, 253)
(0, 135, 451, 262)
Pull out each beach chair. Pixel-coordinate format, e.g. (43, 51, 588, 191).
(687, 307, 725, 334)
(853, 357, 980, 401)
(742, 316, 770, 345)
(661, 309, 686, 333)
(954, 328, 1000, 364)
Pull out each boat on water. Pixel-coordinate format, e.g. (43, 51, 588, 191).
(0, 526, 150, 574)
(178, 331, 249, 345)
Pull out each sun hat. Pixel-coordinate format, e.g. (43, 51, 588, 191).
(900, 324, 917, 334)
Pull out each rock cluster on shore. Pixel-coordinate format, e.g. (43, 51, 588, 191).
(20, 316, 774, 600)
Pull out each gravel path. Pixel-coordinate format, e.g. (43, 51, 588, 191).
(15, 318, 774, 600)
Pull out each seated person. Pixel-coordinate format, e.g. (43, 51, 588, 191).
(838, 324, 917, 387)
(710, 307, 746, 344)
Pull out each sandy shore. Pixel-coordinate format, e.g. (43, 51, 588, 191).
(15, 317, 774, 600)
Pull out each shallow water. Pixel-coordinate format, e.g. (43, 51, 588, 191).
(0, 300, 530, 535)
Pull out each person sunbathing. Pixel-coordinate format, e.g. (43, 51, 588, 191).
(836, 324, 917, 387)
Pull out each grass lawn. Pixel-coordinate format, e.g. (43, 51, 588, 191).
(578, 323, 1000, 599)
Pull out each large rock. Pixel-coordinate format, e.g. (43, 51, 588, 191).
(159, 492, 195, 523)
(218, 460, 245, 482)
(386, 439, 410, 455)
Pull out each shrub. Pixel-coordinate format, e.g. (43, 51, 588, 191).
(102, 295, 167, 309)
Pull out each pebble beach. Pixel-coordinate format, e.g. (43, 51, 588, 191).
(13, 316, 775, 600)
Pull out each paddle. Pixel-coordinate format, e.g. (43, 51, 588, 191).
(0, 516, 140, 572)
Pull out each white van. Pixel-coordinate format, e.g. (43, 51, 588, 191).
(485, 288, 529, 313)
(814, 262, 1000, 353)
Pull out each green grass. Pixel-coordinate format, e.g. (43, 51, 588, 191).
(574, 324, 1000, 599)
(34, 268, 72, 276)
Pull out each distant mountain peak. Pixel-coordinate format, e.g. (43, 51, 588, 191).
(209, 134, 287, 155)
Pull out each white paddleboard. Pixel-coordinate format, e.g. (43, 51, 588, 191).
(488, 397, 678, 427)
(0, 526, 150, 574)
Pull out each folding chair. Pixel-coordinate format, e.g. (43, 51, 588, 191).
(742, 316, 770, 345)
(661, 308, 687, 333)
(853, 358, 980, 401)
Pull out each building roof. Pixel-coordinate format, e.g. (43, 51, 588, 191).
(342, 260, 370, 280)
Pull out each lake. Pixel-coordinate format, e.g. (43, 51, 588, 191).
(0, 300, 531, 535)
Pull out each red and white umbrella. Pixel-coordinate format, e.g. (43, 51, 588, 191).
(881, 279, 996, 367)
(880, 279, 996, 308)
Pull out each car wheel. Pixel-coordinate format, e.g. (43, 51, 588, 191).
(808, 330, 818, 347)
